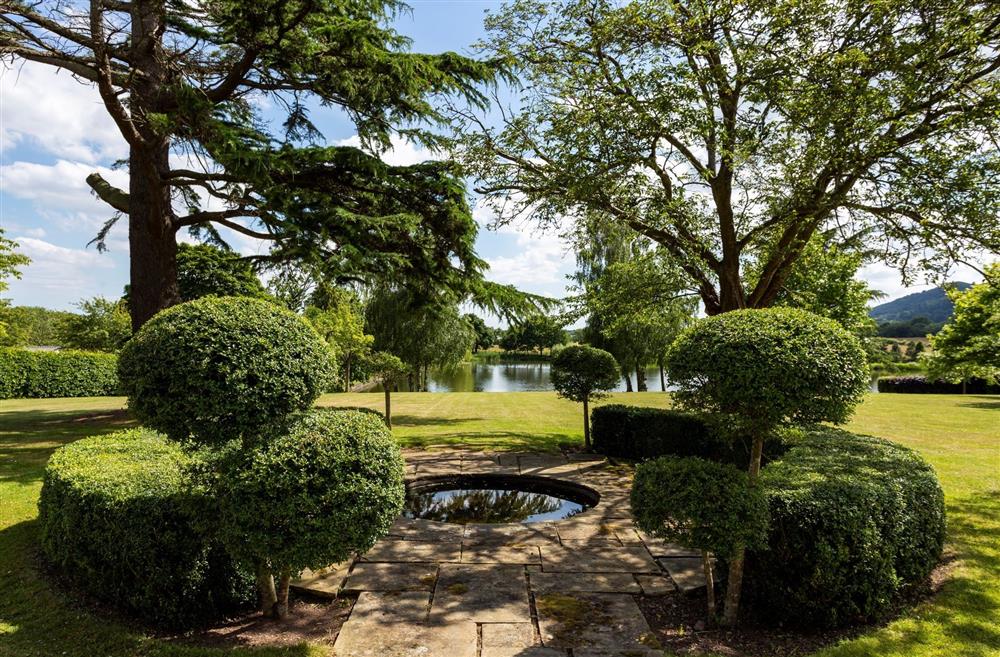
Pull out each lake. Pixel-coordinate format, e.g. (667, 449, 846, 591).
(369, 361, 884, 393)
(371, 361, 669, 393)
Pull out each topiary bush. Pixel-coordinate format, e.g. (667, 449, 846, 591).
(0, 348, 119, 399)
(551, 344, 620, 449)
(591, 404, 789, 466)
(214, 408, 405, 616)
(118, 296, 332, 444)
(747, 427, 946, 627)
(38, 429, 254, 628)
(877, 375, 1000, 394)
(632, 456, 770, 619)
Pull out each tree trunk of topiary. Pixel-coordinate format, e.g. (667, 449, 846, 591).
(658, 359, 666, 392)
(721, 434, 766, 626)
(582, 397, 591, 450)
(384, 387, 392, 428)
(257, 565, 277, 617)
(274, 569, 291, 619)
(703, 550, 716, 620)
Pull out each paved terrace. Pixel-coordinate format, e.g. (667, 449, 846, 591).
(294, 450, 710, 657)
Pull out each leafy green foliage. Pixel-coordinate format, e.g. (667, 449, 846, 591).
(667, 308, 870, 436)
(763, 237, 882, 336)
(57, 297, 131, 352)
(876, 375, 1000, 394)
(38, 429, 253, 628)
(464, 313, 496, 352)
(365, 286, 473, 387)
(551, 345, 620, 405)
(118, 297, 331, 444)
(499, 314, 566, 353)
(175, 243, 266, 301)
(748, 428, 946, 627)
(0, 229, 30, 343)
(304, 290, 373, 390)
(632, 456, 769, 560)
(591, 405, 786, 467)
(928, 264, 1000, 382)
(0, 348, 119, 399)
(459, 0, 1000, 313)
(0, 306, 75, 347)
(214, 409, 405, 577)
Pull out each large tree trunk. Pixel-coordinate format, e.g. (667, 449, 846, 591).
(658, 358, 667, 392)
(703, 550, 716, 620)
(635, 361, 647, 391)
(274, 569, 291, 620)
(721, 435, 765, 626)
(622, 367, 633, 392)
(127, 2, 180, 330)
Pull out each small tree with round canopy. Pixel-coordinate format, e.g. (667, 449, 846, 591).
(666, 307, 868, 625)
(365, 350, 409, 428)
(631, 456, 769, 621)
(215, 409, 404, 618)
(551, 345, 620, 450)
(118, 296, 332, 445)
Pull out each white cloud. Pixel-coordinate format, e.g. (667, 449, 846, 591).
(336, 134, 440, 166)
(1, 159, 127, 212)
(0, 62, 126, 163)
(6, 236, 122, 308)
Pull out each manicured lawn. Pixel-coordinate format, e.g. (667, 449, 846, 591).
(0, 392, 997, 657)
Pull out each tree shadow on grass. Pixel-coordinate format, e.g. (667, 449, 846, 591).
(956, 395, 1000, 410)
(398, 430, 577, 452)
(390, 414, 483, 427)
(0, 519, 315, 657)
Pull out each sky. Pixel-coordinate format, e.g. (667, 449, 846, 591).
(0, 0, 987, 320)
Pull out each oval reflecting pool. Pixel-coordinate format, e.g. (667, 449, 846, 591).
(404, 474, 600, 524)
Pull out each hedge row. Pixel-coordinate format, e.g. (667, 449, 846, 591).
(591, 404, 785, 466)
(877, 375, 1000, 394)
(38, 430, 254, 628)
(747, 428, 946, 627)
(0, 348, 119, 399)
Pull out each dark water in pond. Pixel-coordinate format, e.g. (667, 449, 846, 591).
(404, 484, 591, 524)
(371, 361, 883, 393)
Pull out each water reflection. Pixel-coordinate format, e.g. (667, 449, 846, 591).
(404, 488, 585, 523)
(371, 361, 883, 393)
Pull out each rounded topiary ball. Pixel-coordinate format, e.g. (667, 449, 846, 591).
(666, 307, 869, 432)
(118, 296, 332, 444)
(215, 409, 406, 574)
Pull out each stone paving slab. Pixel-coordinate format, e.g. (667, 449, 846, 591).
(540, 545, 661, 573)
(463, 523, 560, 546)
(342, 562, 438, 592)
(530, 572, 641, 594)
(658, 556, 709, 592)
(535, 593, 655, 652)
(390, 518, 465, 543)
(362, 539, 461, 563)
(290, 562, 350, 597)
(481, 622, 535, 653)
(461, 544, 541, 564)
(483, 648, 565, 657)
(335, 619, 477, 657)
(429, 564, 530, 623)
(635, 574, 676, 596)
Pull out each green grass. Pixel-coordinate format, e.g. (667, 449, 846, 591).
(1, 392, 997, 657)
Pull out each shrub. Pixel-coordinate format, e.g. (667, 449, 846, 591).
(38, 429, 253, 628)
(118, 296, 332, 444)
(667, 308, 870, 436)
(632, 456, 770, 618)
(0, 348, 119, 398)
(665, 307, 870, 625)
(747, 427, 946, 627)
(591, 404, 785, 466)
(551, 344, 620, 449)
(877, 375, 1000, 394)
(215, 409, 405, 616)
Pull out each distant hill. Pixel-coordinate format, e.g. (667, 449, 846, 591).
(869, 284, 971, 323)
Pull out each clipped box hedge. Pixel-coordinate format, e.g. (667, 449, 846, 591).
(38, 429, 254, 628)
(0, 348, 119, 398)
(877, 375, 1000, 394)
(591, 404, 784, 466)
(747, 427, 946, 627)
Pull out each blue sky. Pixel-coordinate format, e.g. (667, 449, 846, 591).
(0, 0, 983, 319)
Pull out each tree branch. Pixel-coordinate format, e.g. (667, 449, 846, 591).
(86, 173, 130, 213)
